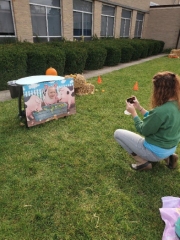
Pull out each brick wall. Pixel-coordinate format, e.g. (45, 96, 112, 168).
(99, 0, 150, 11)
(151, 0, 179, 5)
(10, 0, 180, 49)
(93, 0, 149, 38)
(93, 1, 102, 38)
(61, 0, 73, 40)
(114, 7, 122, 38)
(141, 12, 149, 39)
(130, 10, 137, 38)
(12, 0, 33, 42)
(12, 0, 150, 41)
(143, 7, 180, 49)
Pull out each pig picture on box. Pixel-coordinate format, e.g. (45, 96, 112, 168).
(22, 78, 76, 127)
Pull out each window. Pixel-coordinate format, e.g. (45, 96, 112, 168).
(30, 0, 62, 42)
(0, 0, 15, 37)
(134, 12, 144, 38)
(120, 9, 131, 38)
(101, 5, 115, 37)
(73, 0, 92, 40)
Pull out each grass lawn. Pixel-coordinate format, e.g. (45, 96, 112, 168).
(1, 56, 180, 240)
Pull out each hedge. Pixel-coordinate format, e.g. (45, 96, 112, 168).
(0, 38, 165, 91)
(0, 45, 27, 90)
(24, 43, 66, 76)
(84, 44, 107, 70)
(98, 40, 121, 66)
(63, 45, 88, 74)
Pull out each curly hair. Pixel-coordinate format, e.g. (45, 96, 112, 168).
(151, 71, 180, 109)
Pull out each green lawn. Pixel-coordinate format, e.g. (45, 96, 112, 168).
(1, 56, 180, 240)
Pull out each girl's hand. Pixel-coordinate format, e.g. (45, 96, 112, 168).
(126, 101, 137, 117)
(132, 96, 141, 110)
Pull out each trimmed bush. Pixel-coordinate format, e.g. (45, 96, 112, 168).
(138, 40, 149, 58)
(0, 38, 165, 90)
(23, 43, 66, 76)
(159, 41, 165, 53)
(103, 45, 121, 66)
(84, 45, 107, 70)
(47, 41, 88, 74)
(45, 47, 65, 76)
(0, 45, 27, 90)
(146, 40, 155, 56)
(151, 40, 164, 55)
(63, 45, 88, 74)
(129, 40, 144, 61)
(26, 47, 47, 76)
(119, 44, 134, 63)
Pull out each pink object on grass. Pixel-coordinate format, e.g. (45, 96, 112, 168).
(159, 196, 180, 240)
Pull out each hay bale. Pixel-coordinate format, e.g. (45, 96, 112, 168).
(168, 53, 179, 58)
(170, 49, 180, 57)
(75, 83, 95, 96)
(74, 74, 86, 88)
(65, 74, 86, 88)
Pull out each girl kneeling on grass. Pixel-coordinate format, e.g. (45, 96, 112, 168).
(114, 71, 180, 171)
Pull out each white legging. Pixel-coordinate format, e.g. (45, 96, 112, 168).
(114, 129, 162, 162)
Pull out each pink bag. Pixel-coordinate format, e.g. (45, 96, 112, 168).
(159, 196, 180, 240)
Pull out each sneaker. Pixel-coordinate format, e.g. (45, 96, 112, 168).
(131, 162, 152, 171)
(165, 154, 178, 169)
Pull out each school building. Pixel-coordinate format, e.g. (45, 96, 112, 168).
(1, 0, 180, 49)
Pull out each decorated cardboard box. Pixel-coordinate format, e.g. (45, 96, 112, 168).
(22, 77, 75, 127)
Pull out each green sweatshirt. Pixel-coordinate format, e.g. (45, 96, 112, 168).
(133, 101, 180, 149)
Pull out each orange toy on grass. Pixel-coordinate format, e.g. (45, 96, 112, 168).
(45, 67, 58, 76)
(97, 76, 102, 84)
(133, 81, 138, 91)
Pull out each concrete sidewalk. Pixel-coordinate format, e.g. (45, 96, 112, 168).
(0, 53, 167, 102)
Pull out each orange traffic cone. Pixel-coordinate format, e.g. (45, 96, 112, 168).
(133, 81, 138, 91)
(97, 76, 102, 84)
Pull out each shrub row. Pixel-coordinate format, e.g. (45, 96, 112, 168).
(0, 45, 27, 90)
(0, 38, 164, 91)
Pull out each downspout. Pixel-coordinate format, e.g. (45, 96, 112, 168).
(175, 29, 180, 49)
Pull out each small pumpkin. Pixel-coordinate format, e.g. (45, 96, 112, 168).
(45, 67, 58, 76)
